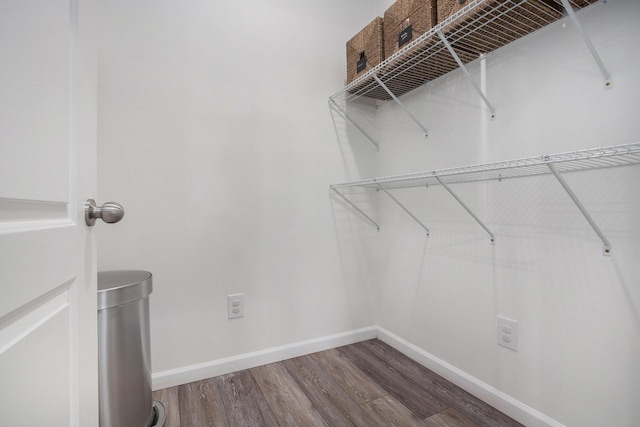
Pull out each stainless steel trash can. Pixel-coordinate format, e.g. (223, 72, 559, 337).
(98, 270, 165, 427)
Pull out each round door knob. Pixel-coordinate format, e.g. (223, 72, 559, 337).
(85, 199, 125, 226)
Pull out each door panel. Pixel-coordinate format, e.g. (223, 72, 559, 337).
(0, 0, 98, 425)
(0, 199, 68, 224)
(0, 0, 71, 202)
(1, 290, 71, 425)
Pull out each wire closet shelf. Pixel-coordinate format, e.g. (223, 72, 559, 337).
(331, 142, 640, 191)
(330, 0, 600, 105)
(331, 142, 639, 255)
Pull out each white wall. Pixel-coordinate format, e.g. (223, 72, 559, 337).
(371, 1, 640, 426)
(97, 0, 380, 373)
(98, 0, 640, 425)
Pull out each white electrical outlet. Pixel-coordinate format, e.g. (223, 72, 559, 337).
(497, 316, 518, 351)
(228, 294, 244, 319)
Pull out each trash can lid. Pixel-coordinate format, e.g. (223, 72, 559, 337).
(98, 270, 153, 310)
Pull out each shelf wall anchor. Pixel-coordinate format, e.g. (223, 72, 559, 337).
(372, 74, 430, 138)
(434, 176, 495, 244)
(546, 163, 612, 256)
(437, 30, 496, 119)
(560, 0, 613, 90)
(377, 183, 430, 236)
(328, 99, 379, 150)
(330, 187, 380, 231)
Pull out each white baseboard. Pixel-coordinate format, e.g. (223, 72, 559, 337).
(376, 327, 565, 427)
(152, 326, 377, 390)
(153, 325, 562, 427)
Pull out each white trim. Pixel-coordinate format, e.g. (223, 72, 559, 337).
(0, 285, 71, 354)
(151, 326, 377, 390)
(152, 325, 564, 427)
(376, 327, 566, 427)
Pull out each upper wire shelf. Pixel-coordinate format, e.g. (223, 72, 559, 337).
(330, 0, 599, 105)
(331, 142, 640, 190)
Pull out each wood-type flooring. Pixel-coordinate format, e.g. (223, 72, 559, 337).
(153, 339, 523, 427)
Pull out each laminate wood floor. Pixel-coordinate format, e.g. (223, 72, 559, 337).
(153, 339, 523, 427)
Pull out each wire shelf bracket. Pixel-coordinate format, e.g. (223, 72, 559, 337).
(561, 0, 613, 90)
(329, 99, 379, 150)
(330, 187, 380, 231)
(372, 74, 430, 138)
(436, 30, 496, 119)
(377, 182, 431, 236)
(546, 162, 612, 256)
(434, 176, 495, 244)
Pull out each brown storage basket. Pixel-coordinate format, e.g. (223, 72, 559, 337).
(346, 17, 384, 85)
(383, 0, 437, 60)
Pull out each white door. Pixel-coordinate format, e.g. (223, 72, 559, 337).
(0, 0, 99, 425)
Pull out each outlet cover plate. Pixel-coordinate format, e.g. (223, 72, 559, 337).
(497, 316, 518, 351)
(228, 293, 244, 319)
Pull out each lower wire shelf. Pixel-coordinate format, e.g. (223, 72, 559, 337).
(330, 142, 640, 255)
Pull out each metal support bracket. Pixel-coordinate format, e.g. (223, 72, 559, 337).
(437, 30, 496, 119)
(377, 183, 430, 236)
(560, 0, 613, 90)
(434, 176, 495, 244)
(328, 99, 379, 150)
(372, 74, 430, 138)
(547, 162, 612, 256)
(331, 187, 380, 231)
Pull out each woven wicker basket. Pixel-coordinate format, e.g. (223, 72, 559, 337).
(346, 17, 384, 85)
(384, 0, 437, 60)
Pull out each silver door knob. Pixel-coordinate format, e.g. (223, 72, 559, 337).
(85, 199, 125, 226)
